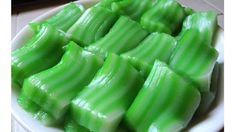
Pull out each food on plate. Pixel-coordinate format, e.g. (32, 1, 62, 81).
(169, 30, 218, 92)
(111, 0, 152, 21)
(11, 0, 220, 131)
(68, 6, 118, 46)
(178, 11, 217, 46)
(125, 60, 200, 132)
(70, 54, 144, 131)
(86, 16, 148, 58)
(41, 3, 84, 32)
(18, 42, 103, 125)
(140, 0, 188, 34)
(12, 23, 68, 89)
(121, 32, 176, 78)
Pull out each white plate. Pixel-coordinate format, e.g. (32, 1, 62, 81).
(11, 1, 224, 132)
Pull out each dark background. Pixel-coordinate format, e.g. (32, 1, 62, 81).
(12, 0, 75, 12)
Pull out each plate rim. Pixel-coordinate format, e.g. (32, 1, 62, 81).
(11, 0, 224, 131)
(11, 1, 99, 131)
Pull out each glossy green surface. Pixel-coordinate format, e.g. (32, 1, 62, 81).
(140, 0, 187, 34)
(34, 109, 57, 125)
(68, 6, 118, 46)
(179, 11, 217, 46)
(64, 117, 131, 132)
(12, 0, 221, 131)
(125, 60, 201, 132)
(44, 3, 84, 32)
(86, 16, 149, 58)
(18, 91, 40, 114)
(111, 0, 152, 21)
(64, 118, 90, 132)
(12, 24, 69, 88)
(19, 42, 103, 124)
(18, 93, 58, 125)
(121, 32, 176, 78)
(169, 29, 218, 92)
(196, 63, 220, 115)
(96, 0, 121, 9)
(71, 54, 144, 132)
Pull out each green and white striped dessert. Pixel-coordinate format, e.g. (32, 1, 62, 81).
(169, 29, 218, 92)
(121, 32, 176, 78)
(196, 63, 220, 115)
(71, 53, 144, 132)
(125, 60, 201, 132)
(95, 0, 121, 9)
(11, 0, 221, 131)
(64, 117, 90, 132)
(111, 0, 152, 21)
(44, 3, 84, 32)
(18, 83, 64, 125)
(12, 23, 69, 88)
(179, 11, 217, 46)
(68, 6, 118, 46)
(19, 41, 103, 124)
(86, 16, 149, 58)
(140, 0, 187, 34)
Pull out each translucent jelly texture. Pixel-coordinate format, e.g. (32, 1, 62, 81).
(19, 42, 103, 125)
(12, 24, 69, 88)
(12, 1, 220, 131)
(71, 54, 144, 132)
(125, 60, 201, 132)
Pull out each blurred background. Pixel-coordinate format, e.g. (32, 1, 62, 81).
(11, 0, 224, 131)
(12, 0, 73, 9)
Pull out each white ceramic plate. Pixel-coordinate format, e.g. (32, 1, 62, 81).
(11, 0, 224, 132)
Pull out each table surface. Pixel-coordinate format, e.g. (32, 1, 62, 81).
(11, 0, 224, 131)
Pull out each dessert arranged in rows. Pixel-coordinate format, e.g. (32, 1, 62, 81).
(12, 0, 219, 131)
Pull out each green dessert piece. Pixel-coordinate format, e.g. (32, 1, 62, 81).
(43, 2, 84, 32)
(125, 60, 201, 132)
(19, 42, 103, 124)
(12, 23, 69, 88)
(179, 11, 217, 46)
(71, 53, 144, 132)
(121, 32, 176, 77)
(140, 0, 187, 34)
(111, 0, 152, 21)
(96, 0, 121, 9)
(68, 6, 118, 46)
(86, 16, 149, 58)
(169, 29, 218, 92)
(196, 63, 220, 115)
(64, 118, 90, 132)
(18, 88, 59, 125)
